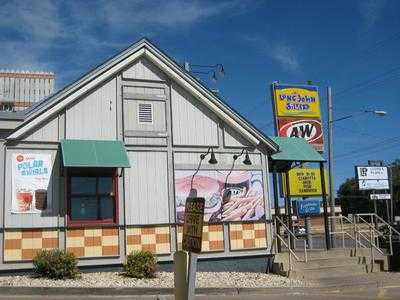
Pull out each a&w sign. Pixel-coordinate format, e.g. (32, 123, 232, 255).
(278, 117, 323, 152)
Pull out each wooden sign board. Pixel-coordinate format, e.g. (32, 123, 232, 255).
(182, 197, 205, 253)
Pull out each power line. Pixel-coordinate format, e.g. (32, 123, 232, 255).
(335, 136, 400, 158)
(335, 143, 400, 160)
(331, 124, 386, 139)
(334, 136, 400, 159)
(334, 65, 400, 97)
(244, 99, 269, 114)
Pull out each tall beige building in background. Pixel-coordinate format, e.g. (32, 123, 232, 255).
(0, 70, 55, 111)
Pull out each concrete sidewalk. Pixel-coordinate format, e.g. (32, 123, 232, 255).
(1, 285, 400, 300)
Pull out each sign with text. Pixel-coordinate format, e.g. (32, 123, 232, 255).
(370, 194, 391, 200)
(282, 168, 329, 197)
(273, 84, 321, 118)
(356, 166, 388, 180)
(296, 199, 321, 216)
(359, 179, 389, 190)
(182, 197, 205, 253)
(356, 166, 389, 190)
(278, 117, 323, 152)
(272, 83, 324, 153)
(11, 153, 53, 214)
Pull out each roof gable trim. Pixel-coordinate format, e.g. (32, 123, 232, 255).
(7, 48, 145, 140)
(7, 40, 275, 150)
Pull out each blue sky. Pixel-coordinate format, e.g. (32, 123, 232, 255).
(0, 0, 399, 193)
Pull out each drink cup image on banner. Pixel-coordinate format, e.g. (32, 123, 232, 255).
(274, 84, 321, 118)
(11, 153, 53, 214)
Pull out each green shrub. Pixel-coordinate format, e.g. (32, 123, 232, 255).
(32, 249, 80, 279)
(123, 250, 157, 278)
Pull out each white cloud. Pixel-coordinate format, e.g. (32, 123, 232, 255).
(0, 0, 250, 81)
(268, 44, 301, 73)
(358, 0, 387, 28)
(244, 36, 301, 73)
(0, 0, 64, 42)
(103, 0, 245, 28)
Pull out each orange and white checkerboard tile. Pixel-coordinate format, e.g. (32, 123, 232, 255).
(177, 224, 224, 252)
(229, 222, 267, 250)
(4, 229, 58, 262)
(126, 226, 171, 255)
(66, 227, 119, 258)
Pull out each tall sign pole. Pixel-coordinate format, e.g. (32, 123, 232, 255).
(320, 161, 331, 250)
(390, 165, 394, 223)
(327, 87, 336, 247)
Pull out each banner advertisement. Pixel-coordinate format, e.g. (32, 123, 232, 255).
(273, 84, 321, 118)
(282, 168, 329, 197)
(277, 117, 323, 152)
(11, 153, 53, 214)
(175, 170, 265, 223)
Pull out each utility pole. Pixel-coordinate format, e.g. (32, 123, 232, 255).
(327, 87, 336, 247)
(389, 164, 394, 223)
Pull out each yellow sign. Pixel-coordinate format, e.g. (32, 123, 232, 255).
(282, 168, 329, 197)
(274, 84, 321, 118)
(182, 197, 205, 253)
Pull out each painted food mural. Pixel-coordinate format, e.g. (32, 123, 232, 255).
(175, 170, 264, 223)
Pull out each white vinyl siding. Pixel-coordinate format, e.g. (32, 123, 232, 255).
(171, 84, 219, 147)
(66, 78, 117, 140)
(124, 151, 169, 225)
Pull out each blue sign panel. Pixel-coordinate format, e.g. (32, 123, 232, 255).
(296, 199, 321, 216)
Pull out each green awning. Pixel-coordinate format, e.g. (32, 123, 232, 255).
(270, 137, 325, 162)
(61, 139, 130, 168)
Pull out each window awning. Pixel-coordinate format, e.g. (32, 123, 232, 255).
(269, 137, 325, 172)
(61, 139, 130, 168)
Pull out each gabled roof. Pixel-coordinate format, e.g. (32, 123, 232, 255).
(7, 38, 278, 152)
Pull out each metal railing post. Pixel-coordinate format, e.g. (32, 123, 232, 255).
(341, 217, 345, 248)
(370, 226, 374, 271)
(304, 240, 308, 262)
(354, 221, 358, 256)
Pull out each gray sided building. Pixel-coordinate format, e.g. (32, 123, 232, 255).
(0, 39, 278, 270)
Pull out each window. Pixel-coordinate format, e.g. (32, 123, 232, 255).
(68, 174, 117, 225)
(138, 103, 153, 124)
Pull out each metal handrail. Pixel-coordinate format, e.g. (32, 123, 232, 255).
(355, 224, 385, 255)
(358, 213, 400, 236)
(355, 213, 399, 256)
(273, 231, 298, 272)
(328, 215, 366, 249)
(274, 216, 307, 264)
(356, 215, 385, 237)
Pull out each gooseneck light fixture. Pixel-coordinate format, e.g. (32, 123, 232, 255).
(233, 148, 252, 165)
(183, 62, 225, 83)
(190, 147, 218, 197)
